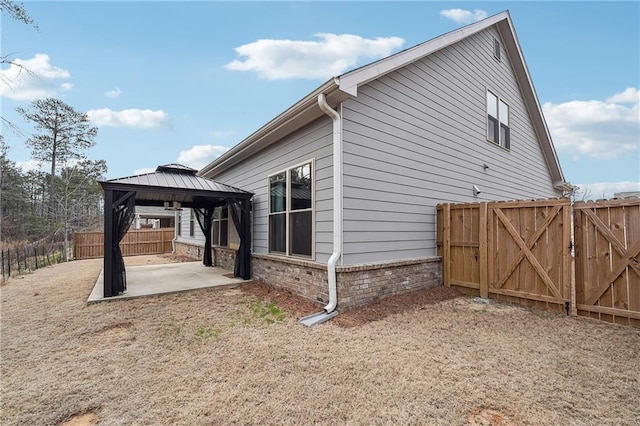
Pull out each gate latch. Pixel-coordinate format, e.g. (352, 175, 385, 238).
(564, 301, 570, 316)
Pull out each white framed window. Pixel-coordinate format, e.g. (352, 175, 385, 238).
(486, 89, 510, 149)
(268, 160, 314, 258)
(212, 206, 229, 247)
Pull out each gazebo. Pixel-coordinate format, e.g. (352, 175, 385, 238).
(99, 164, 252, 298)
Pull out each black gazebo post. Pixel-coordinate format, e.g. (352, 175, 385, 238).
(241, 197, 252, 280)
(103, 188, 114, 297)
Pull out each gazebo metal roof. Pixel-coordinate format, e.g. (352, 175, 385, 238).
(100, 164, 252, 208)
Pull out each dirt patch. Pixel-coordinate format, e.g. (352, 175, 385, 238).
(239, 280, 321, 318)
(123, 253, 195, 267)
(94, 321, 133, 337)
(239, 280, 463, 327)
(333, 285, 463, 327)
(59, 412, 98, 426)
(467, 408, 518, 425)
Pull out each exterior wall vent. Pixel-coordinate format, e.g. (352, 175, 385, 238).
(493, 37, 501, 62)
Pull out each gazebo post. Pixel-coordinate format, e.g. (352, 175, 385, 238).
(242, 197, 252, 280)
(103, 188, 114, 297)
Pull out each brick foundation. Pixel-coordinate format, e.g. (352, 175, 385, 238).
(252, 254, 329, 305)
(213, 246, 236, 270)
(336, 257, 442, 309)
(174, 240, 203, 260)
(174, 241, 442, 310)
(253, 254, 442, 310)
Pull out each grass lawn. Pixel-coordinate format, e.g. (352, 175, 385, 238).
(1, 255, 638, 425)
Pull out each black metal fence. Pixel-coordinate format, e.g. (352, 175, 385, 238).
(1, 241, 67, 281)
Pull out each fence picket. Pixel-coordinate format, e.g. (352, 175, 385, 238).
(438, 197, 640, 327)
(73, 228, 175, 259)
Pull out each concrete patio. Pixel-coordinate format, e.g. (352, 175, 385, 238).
(88, 261, 248, 303)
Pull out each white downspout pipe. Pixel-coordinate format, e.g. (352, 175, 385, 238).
(318, 93, 342, 313)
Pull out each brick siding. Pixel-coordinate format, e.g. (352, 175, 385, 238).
(174, 240, 203, 260)
(213, 246, 236, 270)
(174, 241, 442, 311)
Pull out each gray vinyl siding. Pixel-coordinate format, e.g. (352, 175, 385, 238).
(204, 117, 334, 263)
(341, 26, 559, 265)
(175, 209, 205, 244)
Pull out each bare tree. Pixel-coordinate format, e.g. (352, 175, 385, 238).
(0, 0, 37, 27)
(1, 0, 37, 134)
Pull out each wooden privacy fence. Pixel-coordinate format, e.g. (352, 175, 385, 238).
(574, 199, 640, 326)
(437, 197, 640, 327)
(74, 228, 175, 259)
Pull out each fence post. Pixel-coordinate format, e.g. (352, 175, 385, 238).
(561, 202, 575, 315)
(7, 249, 10, 277)
(479, 202, 489, 298)
(443, 203, 451, 287)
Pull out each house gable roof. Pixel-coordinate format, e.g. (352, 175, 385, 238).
(201, 11, 565, 187)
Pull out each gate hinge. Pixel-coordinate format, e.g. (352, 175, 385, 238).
(564, 301, 570, 316)
(568, 241, 574, 252)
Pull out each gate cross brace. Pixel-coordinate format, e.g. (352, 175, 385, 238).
(494, 207, 563, 300)
(583, 209, 640, 305)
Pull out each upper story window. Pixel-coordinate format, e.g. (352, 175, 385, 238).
(493, 37, 501, 62)
(486, 89, 510, 150)
(212, 206, 229, 247)
(268, 160, 314, 258)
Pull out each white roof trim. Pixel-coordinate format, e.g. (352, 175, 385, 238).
(337, 12, 510, 96)
(496, 16, 565, 184)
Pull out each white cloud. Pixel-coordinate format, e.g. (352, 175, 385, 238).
(0, 53, 72, 101)
(575, 181, 640, 200)
(15, 159, 43, 172)
(177, 145, 230, 170)
(87, 108, 171, 129)
(105, 87, 122, 99)
(543, 88, 639, 160)
(440, 9, 488, 24)
(606, 87, 640, 104)
(225, 33, 405, 80)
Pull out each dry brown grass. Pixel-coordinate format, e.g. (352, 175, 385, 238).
(1, 255, 639, 425)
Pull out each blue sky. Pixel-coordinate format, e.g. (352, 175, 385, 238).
(2, 1, 639, 198)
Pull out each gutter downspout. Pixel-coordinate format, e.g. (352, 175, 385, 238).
(318, 93, 342, 313)
(298, 94, 342, 326)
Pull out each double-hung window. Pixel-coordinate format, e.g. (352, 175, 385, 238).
(268, 161, 313, 258)
(212, 206, 229, 247)
(486, 89, 510, 149)
(189, 210, 195, 237)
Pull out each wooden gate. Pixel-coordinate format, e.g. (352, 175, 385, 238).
(574, 199, 640, 326)
(74, 228, 175, 259)
(488, 199, 571, 311)
(438, 199, 572, 313)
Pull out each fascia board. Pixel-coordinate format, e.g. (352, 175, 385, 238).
(337, 11, 510, 96)
(199, 79, 340, 178)
(497, 16, 565, 184)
